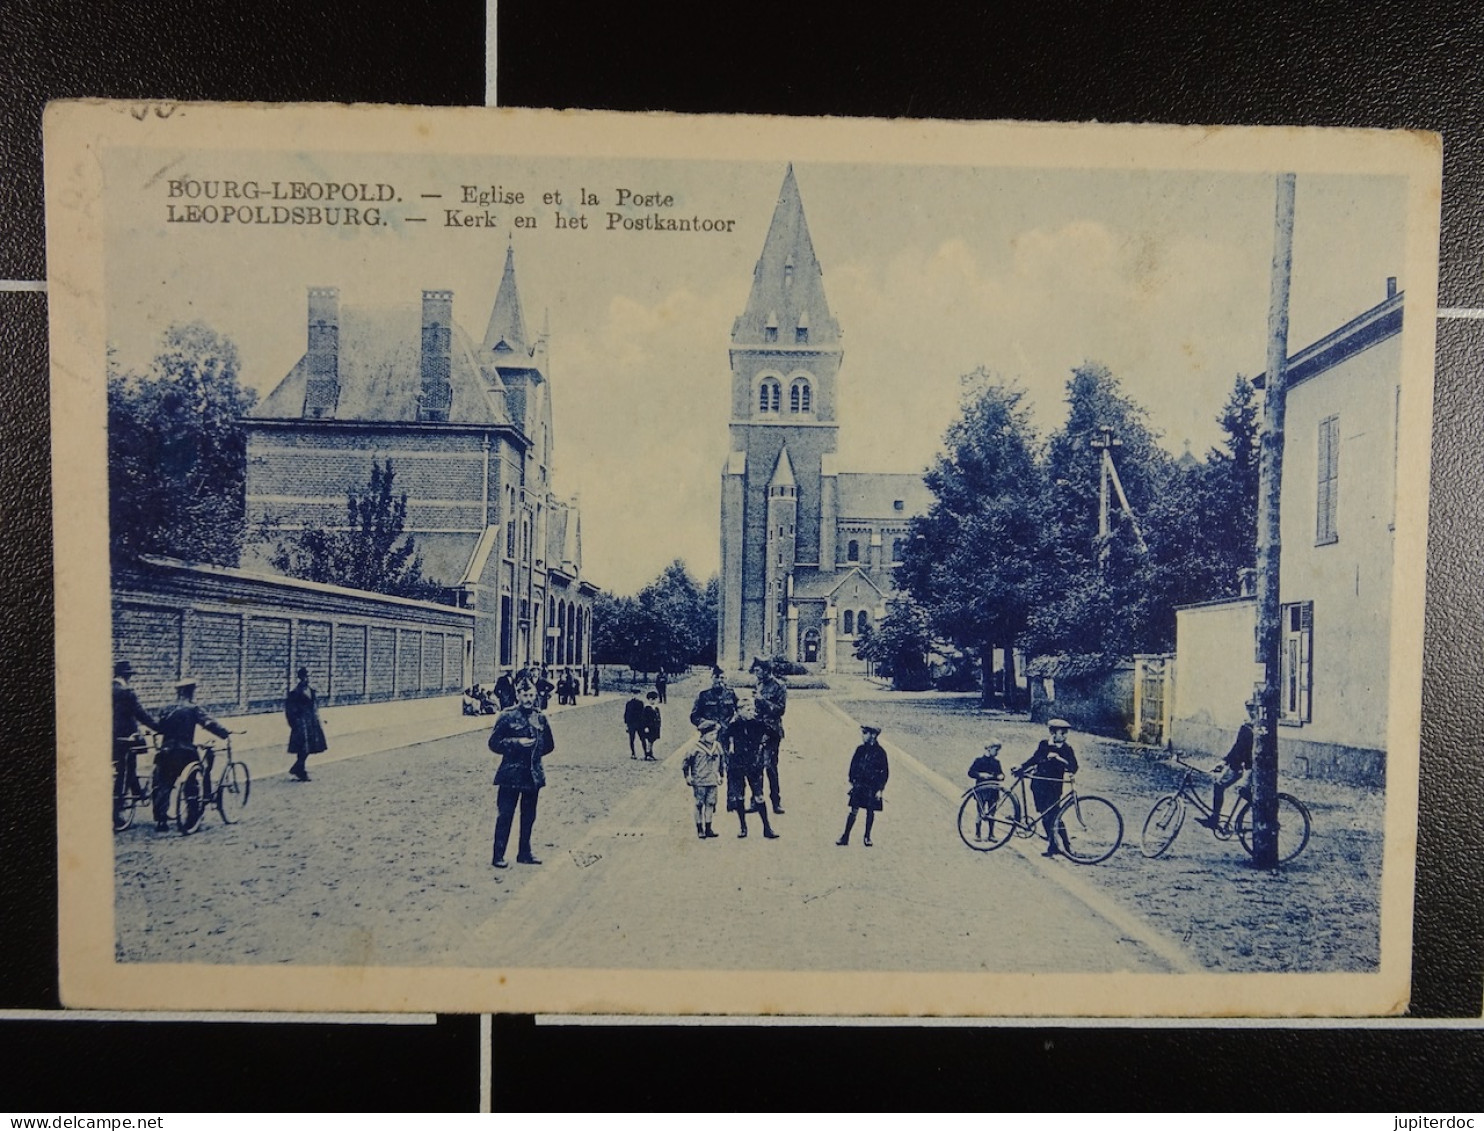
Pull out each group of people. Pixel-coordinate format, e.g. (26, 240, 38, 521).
(678, 662, 789, 840)
(112, 660, 324, 833)
(465, 666, 600, 717)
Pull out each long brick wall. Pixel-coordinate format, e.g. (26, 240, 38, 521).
(113, 556, 475, 716)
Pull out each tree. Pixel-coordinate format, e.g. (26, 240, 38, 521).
(856, 598, 934, 691)
(271, 460, 440, 600)
(896, 369, 1046, 704)
(1027, 362, 1173, 662)
(591, 562, 717, 675)
(108, 323, 257, 567)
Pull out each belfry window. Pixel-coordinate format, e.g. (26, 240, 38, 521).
(790, 377, 812, 413)
(759, 378, 781, 413)
(847, 539, 859, 562)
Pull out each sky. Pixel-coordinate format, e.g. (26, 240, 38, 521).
(103, 145, 1411, 594)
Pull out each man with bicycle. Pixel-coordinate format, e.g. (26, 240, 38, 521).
(1017, 718, 1079, 857)
(151, 676, 230, 832)
(1200, 697, 1258, 830)
(112, 660, 156, 823)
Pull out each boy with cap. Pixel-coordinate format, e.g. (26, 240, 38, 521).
(682, 718, 726, 839)
(837, 723, 889, 847)
(112, 660, 156, 820)
(966, 740, 1007, 841)
(1017, 718, 1079, 857)
(724, 694, 778, 839)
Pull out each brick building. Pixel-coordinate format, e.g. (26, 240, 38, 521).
(717, 167, 932, 671)
(244, 246, 597, 684)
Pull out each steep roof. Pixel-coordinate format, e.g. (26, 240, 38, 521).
(836, 472, 933, 521)
(770, 445, 796, 487)
(732, 165, 840, 347)
(252, 305, 510, 426)
(482, 244, 530, 357)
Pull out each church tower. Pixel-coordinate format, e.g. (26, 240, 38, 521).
(718, 166, 842, 668)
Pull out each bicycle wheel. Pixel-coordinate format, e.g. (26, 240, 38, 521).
(957, 789, 1020, 852)
(1055, 794, 1124, 864)
(216, 760, 251, 824)
(1236, 793, 1312, 864)
(1140, 794, 1184, 858)
(174, 763, 206, 835)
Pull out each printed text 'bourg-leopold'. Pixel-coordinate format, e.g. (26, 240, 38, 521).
(163, 179, 396, 226)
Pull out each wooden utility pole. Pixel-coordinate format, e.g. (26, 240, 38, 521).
(1253, 172, 1297, 870)
(1091, 425, 1147, 568)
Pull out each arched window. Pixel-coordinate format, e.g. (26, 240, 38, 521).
(847, 539, 859, 562)
(759, 377, 781, 414)
(857, 610, 870, 633)
(843, 610, 855, 635)
(789, 377, 812, 413)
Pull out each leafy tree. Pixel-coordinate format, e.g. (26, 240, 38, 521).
(591, 562, 717, 675)
(896, 369, 1045, 704)
(271, 460, 440, 600)
(1027, 362, 1173, 663)
(856, 598, 934, 691)
(108, 323, 257, 567)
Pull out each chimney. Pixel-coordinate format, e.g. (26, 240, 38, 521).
(419, 289, 454, 422)
(302, 287, 339, 418)
(1386, 276, 1398, 299)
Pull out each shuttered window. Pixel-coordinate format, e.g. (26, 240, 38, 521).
(1316, 415, 1339, 545)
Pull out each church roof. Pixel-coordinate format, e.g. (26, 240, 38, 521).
(733, 165, 840, 347)
(482, 244, 530, 356)
(835, 472, 933, 520)
(791, 566, 888, 602)
(252, 305, 511, 426)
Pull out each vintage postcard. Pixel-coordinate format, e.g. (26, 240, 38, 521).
(47, 102, 1439, 1015)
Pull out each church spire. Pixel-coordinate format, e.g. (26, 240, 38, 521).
(483, 242, 530, 357)
(733, 165, 840, 348)
(769, 445, 796, 489)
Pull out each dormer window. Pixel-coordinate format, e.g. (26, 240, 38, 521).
(796, 309, 810, 344)
(759, 377, 781, 414)
(764, 310, 779, 344)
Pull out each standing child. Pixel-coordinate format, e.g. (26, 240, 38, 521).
(966, 740, 1006, 842)
(682, 718, 725, 839)
(836, 724, 889, 847)
(623, 691, 646, 759)
(641, 690, 662, 761)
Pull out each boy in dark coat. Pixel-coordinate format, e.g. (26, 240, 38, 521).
(724, 695, 778, 839)
(641, 691, 662, 760)
(1017, 718, 1079, 857)
(836, 723, 889, 847)
(966, 740, 1006, 842)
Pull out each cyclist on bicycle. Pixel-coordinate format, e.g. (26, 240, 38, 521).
(1200, 697, 1258, 830)
(151, 676, 230, 832)
(112, 660, 156, 813)
(966, 740, 1005, 842)
(1017, 718, 1079, 857)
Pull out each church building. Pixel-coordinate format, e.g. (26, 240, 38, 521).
(717, 167, 932, 672)
(243, 246, 598, 685)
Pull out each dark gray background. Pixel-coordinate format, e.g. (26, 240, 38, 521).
(3, 0, 1481, 1108)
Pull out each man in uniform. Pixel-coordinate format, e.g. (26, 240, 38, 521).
(112, 660, 156, 821)
(152, 676, 231, 832)
(689, 667, 738, 752)
(753, 660, 788, 815)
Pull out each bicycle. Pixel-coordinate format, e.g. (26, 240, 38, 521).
(174, 734, 251, 835)
(113, 733, 157, 832)
(956, 768, 1124, 864)
(1139, 755, 1311, 863)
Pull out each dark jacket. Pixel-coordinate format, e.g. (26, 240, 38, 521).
(1223, 722, 1255, 772)
(624, 696, 646, 730)
(848, 742, 890, 792)
(690, 685, 738, 731)
(754, 676, 787, 738)
(489, 705, 555, 790)
(112, 680, 157, 741)
(155, 701, 230, 754)
(726, 716, 769, 773)
(286, 681, 328, 756)
(1017, 740, 1078, 804)
(643, 703, 662, 741)
(493, 674, 516, 710)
